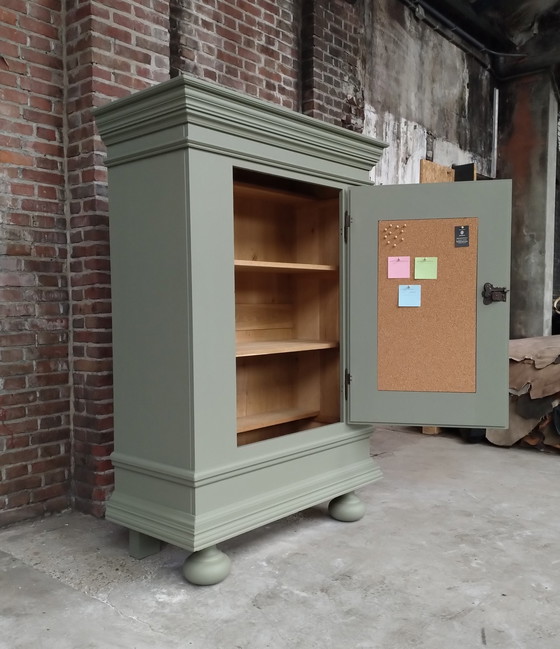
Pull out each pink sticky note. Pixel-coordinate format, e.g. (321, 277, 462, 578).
(388, 256, 410, 279)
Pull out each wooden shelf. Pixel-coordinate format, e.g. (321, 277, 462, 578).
(236, 339, 338, 357)
(237, 408, 320, 433)
(235, 260, 337, 273)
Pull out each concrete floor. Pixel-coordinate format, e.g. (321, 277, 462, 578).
(1, 426, 559, 649)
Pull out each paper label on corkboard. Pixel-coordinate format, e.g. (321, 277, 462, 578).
(455, 225, 470, 247)
(378, 218, 478, 393)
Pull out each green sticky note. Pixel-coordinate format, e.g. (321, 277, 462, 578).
(415, 257, 438, 279)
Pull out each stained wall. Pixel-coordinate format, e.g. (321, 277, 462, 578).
(362, 0, 496, 185)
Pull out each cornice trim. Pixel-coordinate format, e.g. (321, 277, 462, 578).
(94, 75, 387, 173)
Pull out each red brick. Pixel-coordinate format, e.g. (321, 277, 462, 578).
(29, 429, 69, 446)
(0, 23, 27, 45)
(44, 495, 70, 513)
(5, 434, 31, 451)
(43, 468, 68, 486)
(38, 443, 65, 458)
(1, 377, 27, 391)
(0, 391, 36, 407)
(0, 7, 18, 24)
(30, 455, 69, 474)
(0, 150, 34, 166)
(19, 47, 61, 70)
(0, 304, 34, 319)
(21, 168, 63, 185)
(0, 447, 39, 467)
(30, 483, 67, 503)
(73, 358, 112, 373)
(27, 400, 67, 418)
(0, 475, 42, 497)
(0, 362, 34, 378)
(0, 504, 45, 526)
(0, 273, 35, 287)
(0, 419, 38, 435)
(4, 464, 29, 480)
(19, 14, 59, 39)
(0, 349, 25, 362)
(28, 3, 54, 23)
(6, 492, 31, 508)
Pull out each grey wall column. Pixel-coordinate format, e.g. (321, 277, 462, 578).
(497, 72, 558, 339)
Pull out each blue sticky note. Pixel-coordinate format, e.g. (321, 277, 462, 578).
(398, 284, 421, 307)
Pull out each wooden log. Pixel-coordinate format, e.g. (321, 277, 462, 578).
(421, 426, 443, 435)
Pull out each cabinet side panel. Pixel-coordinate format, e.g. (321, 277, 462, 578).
(187, 151, 238, 469)
(109, 151, 194, 469)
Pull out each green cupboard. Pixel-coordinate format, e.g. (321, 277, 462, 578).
(95, 75, 511, 585)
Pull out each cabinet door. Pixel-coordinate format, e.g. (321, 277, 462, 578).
(347, 180, 511, 428)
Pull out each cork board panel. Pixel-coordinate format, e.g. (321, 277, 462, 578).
(378, 217, 478, 392)
(419, 159, 455, 183)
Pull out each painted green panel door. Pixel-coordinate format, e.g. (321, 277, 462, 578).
(348, 180, 511, 428)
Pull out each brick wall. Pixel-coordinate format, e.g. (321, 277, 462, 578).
(0, 0, 170, 524)
(302, 0, 365, 129)
(65, 0, 170, 516)
(169, 0, 301, 110)
(0, 0, 69, 525)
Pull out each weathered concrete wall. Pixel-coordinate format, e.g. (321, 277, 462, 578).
(362, 0, 495, 185)
(498, 73, 558, 339)
(554, 116, 560, 303)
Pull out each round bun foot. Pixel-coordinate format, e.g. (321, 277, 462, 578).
(182, 546, 231, 586)
(328, 492, 366, 522)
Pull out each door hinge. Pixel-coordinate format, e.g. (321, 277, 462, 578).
(344, 211, 351, 243)
(344, 369, 352, 400)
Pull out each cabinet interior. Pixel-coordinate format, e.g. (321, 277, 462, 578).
(233, 169, 341, 446)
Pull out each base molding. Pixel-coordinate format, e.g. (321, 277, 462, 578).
(107, 459, 381, 552)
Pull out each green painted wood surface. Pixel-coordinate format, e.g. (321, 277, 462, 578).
(97, 75, 386, 554)
(94, 74, 387, 180)
(348, 180, 512, 429)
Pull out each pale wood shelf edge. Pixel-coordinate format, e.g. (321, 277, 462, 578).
(237, 408, 320, 433)
(236, 340, 339, 357)
(234, 260, 338, 273)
